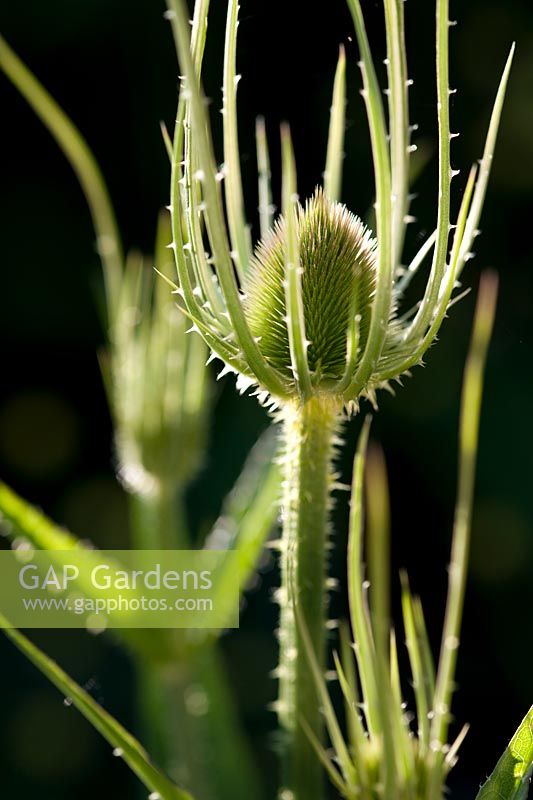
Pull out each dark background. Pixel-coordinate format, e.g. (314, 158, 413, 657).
(0, 0, 531, 797)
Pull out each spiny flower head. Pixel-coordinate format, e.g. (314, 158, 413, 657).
(167, 0, 513, 411)
(244, 190, 376, 388)
(106, 213, 210, 495)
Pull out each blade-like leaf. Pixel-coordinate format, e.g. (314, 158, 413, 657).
(202, 427, 281, 639)
(458, 44, 515, 275)
(294, 597, 357, 791)
(324, 46, 347, 203)
(0, 35, 123, 318)
(365, 443, 391, 662)
(299, 715, 349, 797)
(476, 707, 533, 800)
(400, 572, 430, 751)
(0, 482, 174, 662)
(428, 271, 499, 795)
(347, 416, 380, 737)
(256, 116, 274, 239)
(388, 629, 416, 783)
(338, 624, 370, 791)
(332, 649, 370, 796)
(364, 443, 400, 797)
(0, 615, 192, 800)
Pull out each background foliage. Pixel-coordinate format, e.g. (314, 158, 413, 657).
(0, 0, 531, 797)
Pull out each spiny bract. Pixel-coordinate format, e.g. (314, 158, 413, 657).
(244, 190, 376, 388)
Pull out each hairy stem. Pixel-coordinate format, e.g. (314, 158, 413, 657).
(278, 396, 340, 800)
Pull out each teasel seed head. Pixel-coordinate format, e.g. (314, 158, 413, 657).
(244, 189, 376, 390)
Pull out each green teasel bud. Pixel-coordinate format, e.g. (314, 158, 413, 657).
(104, 211, 210, 496)
(244, 189, 376, 391)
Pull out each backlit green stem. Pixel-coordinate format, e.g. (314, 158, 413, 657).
(137, 647, 261, 800)
(130, 482, 263, 800)
(130, 480, 188, 551)
(278, 396, 340, 800)
(129, 482, 192, 786)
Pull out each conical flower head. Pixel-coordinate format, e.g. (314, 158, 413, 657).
(245, 190, 376, 389)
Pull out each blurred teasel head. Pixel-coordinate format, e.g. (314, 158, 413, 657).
(166, 0, 513, 412)
(104, 211, 210, 496)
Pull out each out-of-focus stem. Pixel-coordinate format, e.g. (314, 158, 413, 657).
(130, 481, 188, 551)
(130, 482, 263, 800)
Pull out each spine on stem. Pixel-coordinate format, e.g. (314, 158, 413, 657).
(277, 395, 340, 800)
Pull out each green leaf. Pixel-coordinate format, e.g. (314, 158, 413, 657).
(0, 481, 175, 662)
(431, 272, 499, 747)
(324, 45, 347, 203)
(400, 572, 430, 751)
(0, 481, 80, 551)
(338, 623, 371, 792)
(476, 707, 533, 800)
(459, 44, 515, 276)
(347, 415, 380, 737)
(0, 615, 192, 800)
(294, 594, 356, 793)
(201, 427, 281, 640)
(365, 443, 391, 664)
(256, 116, 274, 239)
(427, 271, 499, 797)
(0, 35, 123, 318)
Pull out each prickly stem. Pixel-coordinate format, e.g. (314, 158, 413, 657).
(277, 396, 340, 800)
